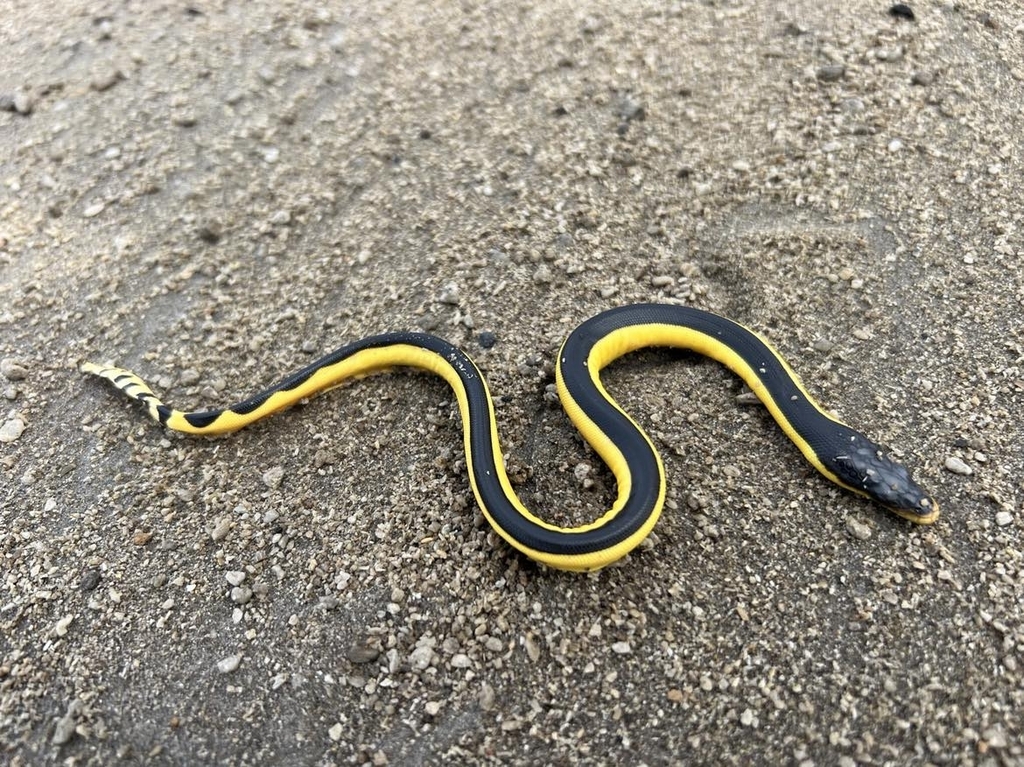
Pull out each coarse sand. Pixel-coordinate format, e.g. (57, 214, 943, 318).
(1, 1, 1022, 764)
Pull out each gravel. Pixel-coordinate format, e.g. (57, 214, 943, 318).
(2, 1, 1023, 765)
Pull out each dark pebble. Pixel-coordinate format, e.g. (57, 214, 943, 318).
(346, 639, 380, 664)
(979, 12, 999, 30)
(889, 4, 915, 21)
(478, 331, 497, 349)
(816, 65, 846, 83)
(198, 221, 223, 244)
(617, 96, 646, 122)
(80, 569, 102, 592)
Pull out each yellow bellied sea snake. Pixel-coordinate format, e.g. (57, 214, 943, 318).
(82, 304, 938, 571)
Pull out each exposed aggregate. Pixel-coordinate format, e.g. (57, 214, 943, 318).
(1, 1, 1023, 765)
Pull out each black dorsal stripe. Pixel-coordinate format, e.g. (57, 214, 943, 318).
(184, 410, 224, 429)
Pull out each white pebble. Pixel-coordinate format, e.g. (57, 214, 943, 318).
(54, 614, 75, 637)
(944, 456, 973, 476)
(262, 466, 285, 489)
(328, 722, 344, 741)
(0, 416, 25, 443)
(217, 654, 242, 673)
(982, 726, 1008, 749)
(994, 511, 1013, 527)
(230, 586, 253, 605)
(408, 645, 433, 671)
(478, 682, 496, 711)
(210, 518, 232, 541)
(225, 570, 246, 586)
(845, 517, 872, 540)
(611, 641, 632, 655)
(450, 653, 471, 669)
(51, 701, 81, 745)
(0, 358, 28, 380)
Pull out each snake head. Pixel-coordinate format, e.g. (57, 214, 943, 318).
(831, 433, 939, 524)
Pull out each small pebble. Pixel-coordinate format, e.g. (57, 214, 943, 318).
(889, 3, 915, 21)
(91, 69, 124, 92)
(0, 360, 27, 380)
(217, 654, 241, 673)
(478, 331, 497, 349)
(13, 90, 33, 115)
(846, 517, 873, 541)
(346, 640, 380, 664)
(424, 700, 442, 717)
(0, 416, 26, 443)
(438, 283, 460, 305)
(79, 570, 102, 592)
(478, 682, 496, 711)
(532, 265, 553, 284)
(198, 221, 223, 244)
(523, 634, 541, 662)
(328, 723, 344, 741)
(210, 518, 232, 541)
(994, 511, 1013, 527)
(888, 139, 904, 152)
(451, 653, 471, 669)
(408, 645, 433, 671)
(51, 701, 81, 745)
(230, 586, 253, 605)
(54, 615, 74, 637)
(617, 96, 646, 122)
(262, 466, 285, 489)
(816, 65, 846, 83)
(225, 571, 246, 586)
(83, 202, 106, 218)
(982, 726, 1007, 749)
(611, 641, 632, 655)
(944, 456, 973, 476)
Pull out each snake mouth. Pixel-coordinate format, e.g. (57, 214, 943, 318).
(889, 497, 940, 525)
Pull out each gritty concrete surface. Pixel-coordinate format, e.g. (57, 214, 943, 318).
(2, 1, 1023, 764)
